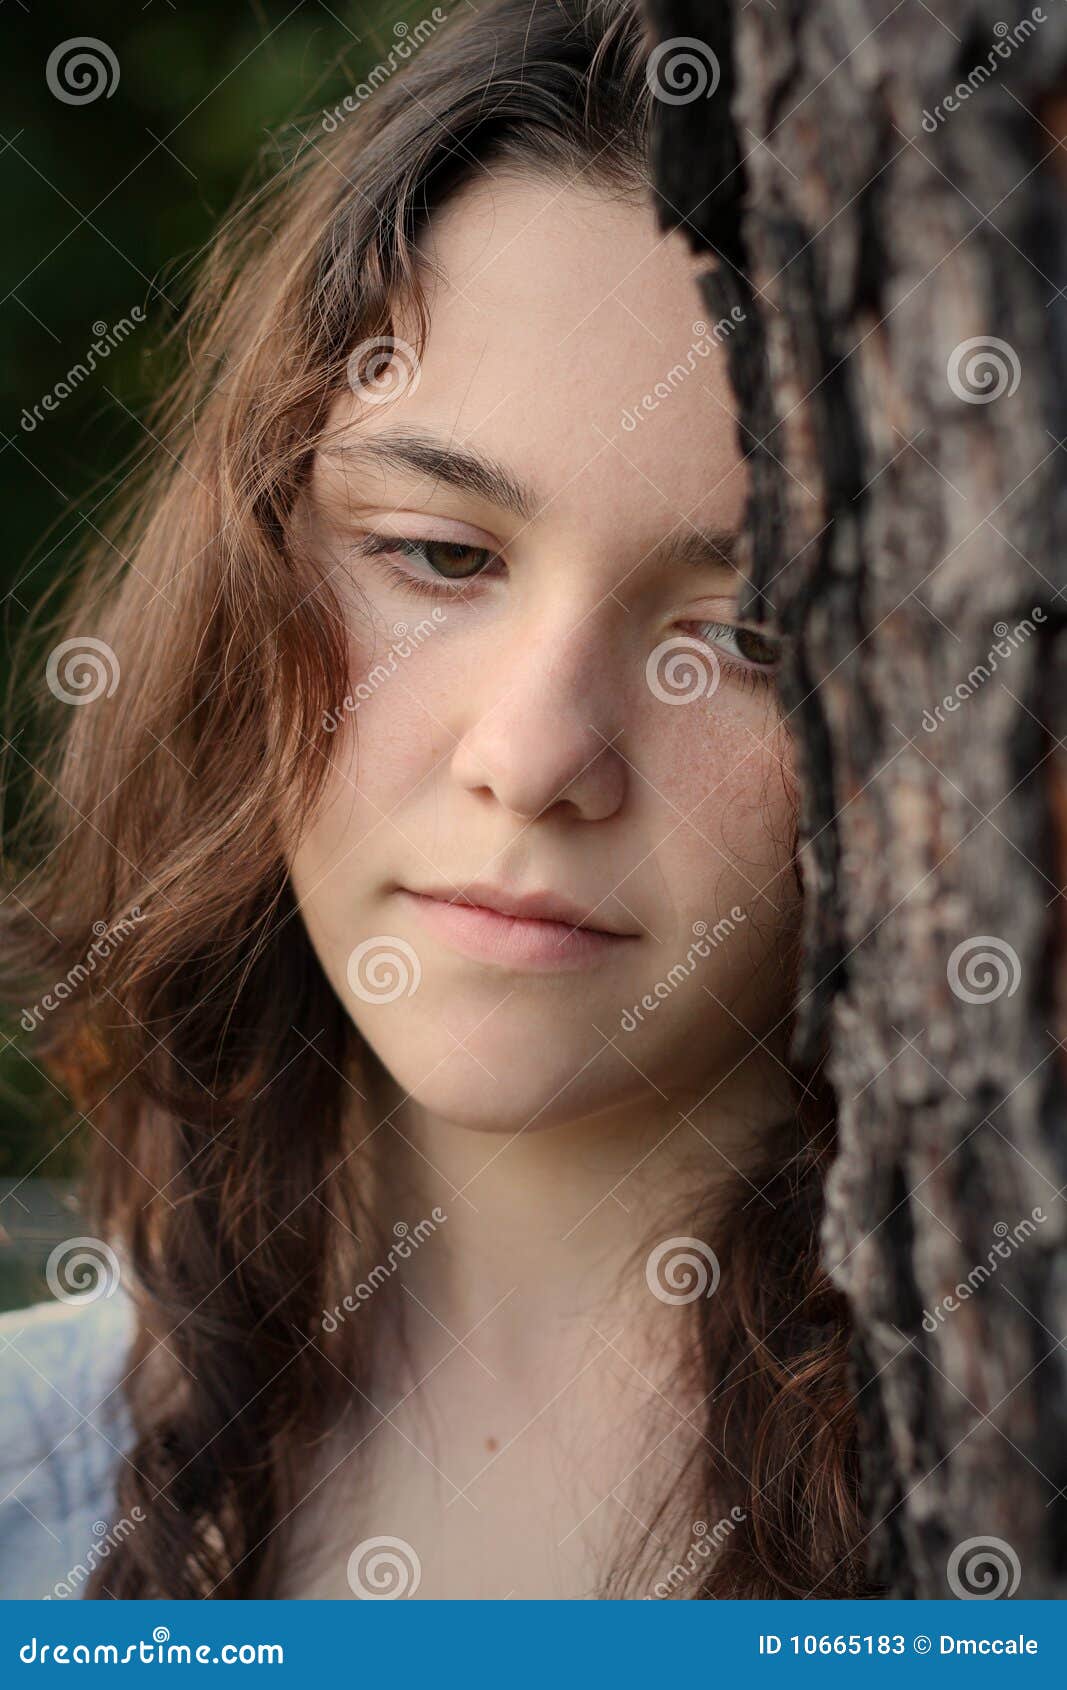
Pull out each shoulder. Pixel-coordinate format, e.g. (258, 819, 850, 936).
(0, 1289, 138, 1598)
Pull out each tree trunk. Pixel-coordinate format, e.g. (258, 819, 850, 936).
(643, 0, 1067, 1597)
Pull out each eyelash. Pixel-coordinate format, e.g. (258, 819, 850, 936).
(352, 534, 780, 690)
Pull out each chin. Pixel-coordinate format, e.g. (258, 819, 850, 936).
(361, 1019, 642, 1133)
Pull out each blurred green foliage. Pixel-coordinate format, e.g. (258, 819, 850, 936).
(1, 0, 441, 1178)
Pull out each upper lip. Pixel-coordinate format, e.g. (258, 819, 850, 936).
(402, 880, 636, 936)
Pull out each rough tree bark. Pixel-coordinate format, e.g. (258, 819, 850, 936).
(643, 0, 1067, 1597)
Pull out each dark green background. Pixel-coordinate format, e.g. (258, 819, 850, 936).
(1, 0, 428, 1297)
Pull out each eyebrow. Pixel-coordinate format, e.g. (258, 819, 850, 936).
(324, 425, 739, 573)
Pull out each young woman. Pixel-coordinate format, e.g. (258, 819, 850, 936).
(0, 0, 877, 1599)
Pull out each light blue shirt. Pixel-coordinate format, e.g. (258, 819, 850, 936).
(0, 1291, 137, 1598)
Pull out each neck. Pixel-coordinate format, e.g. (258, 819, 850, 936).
(358, 1041, 796, 1389)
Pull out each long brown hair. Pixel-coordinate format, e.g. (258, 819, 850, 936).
(1, 0, 879, 1598)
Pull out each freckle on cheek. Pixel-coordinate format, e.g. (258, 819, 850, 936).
(657, 705, 774, 807)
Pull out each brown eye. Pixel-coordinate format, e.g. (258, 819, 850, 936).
(412, 540, 492, 579)
(694, 619, 780, 674)
(732, 626, 780, 667)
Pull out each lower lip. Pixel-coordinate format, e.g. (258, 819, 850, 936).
(397, 890, 636, 972)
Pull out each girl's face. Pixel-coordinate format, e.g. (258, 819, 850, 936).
(287, 173, 800, 1133)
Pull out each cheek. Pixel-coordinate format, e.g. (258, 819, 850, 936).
(644, 697, 798, 983)
(645, 691, 793, 846)
(287, 642, 461, 978)
(319, 644, 458, 830)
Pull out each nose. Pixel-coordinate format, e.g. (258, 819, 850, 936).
(449, 609, 628, 822)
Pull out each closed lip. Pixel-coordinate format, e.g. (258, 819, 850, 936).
(399, 880, 636, 937)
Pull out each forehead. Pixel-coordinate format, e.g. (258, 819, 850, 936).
(327, 173, 746, 546)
